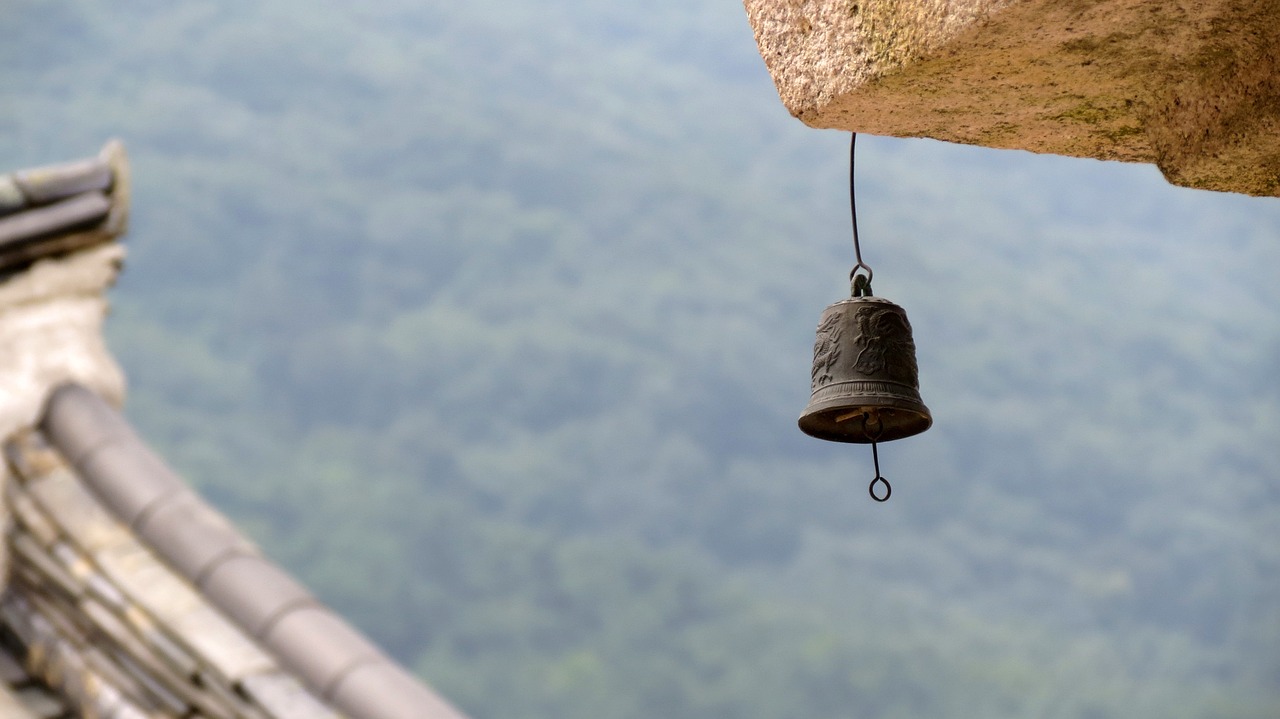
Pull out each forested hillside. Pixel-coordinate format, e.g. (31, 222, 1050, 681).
(3, 1, 1279, 718)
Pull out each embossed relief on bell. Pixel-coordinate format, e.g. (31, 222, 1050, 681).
(852, 306, 918, 387)
(810, 311, 844, 390)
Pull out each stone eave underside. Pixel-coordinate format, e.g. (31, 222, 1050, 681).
(744, 0, 1280, 197)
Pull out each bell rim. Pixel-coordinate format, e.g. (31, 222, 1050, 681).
(798, 396, 933, 444)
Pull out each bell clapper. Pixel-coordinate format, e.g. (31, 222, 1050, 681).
(862, 412, 891, 502)
(868, 441, 891, 502)
(833, 408, 866, 424)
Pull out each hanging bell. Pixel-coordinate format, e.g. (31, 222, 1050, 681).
(799, 292, 931, 443)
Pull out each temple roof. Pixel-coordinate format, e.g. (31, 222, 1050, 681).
(0, 145, 468, 719)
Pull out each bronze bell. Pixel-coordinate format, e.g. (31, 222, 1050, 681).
(799, 293, 931, 443)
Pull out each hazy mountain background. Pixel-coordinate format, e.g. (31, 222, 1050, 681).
(3, 1, 1279, 717)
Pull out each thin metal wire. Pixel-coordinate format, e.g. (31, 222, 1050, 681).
(849, 143, 890, 503)
(849, 133, 873, 294)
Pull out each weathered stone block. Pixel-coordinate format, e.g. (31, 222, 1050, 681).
(744, 0, 1280, 196)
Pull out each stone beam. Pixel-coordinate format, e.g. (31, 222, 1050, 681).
(744, 0, 1280, 197)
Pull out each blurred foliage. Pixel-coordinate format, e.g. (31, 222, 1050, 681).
(3, 1, 1279, 718)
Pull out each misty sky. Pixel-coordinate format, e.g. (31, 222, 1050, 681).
(2, 2, 1278, 716)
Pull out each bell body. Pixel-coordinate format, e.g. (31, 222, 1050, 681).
(799, 295, 931, 443)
